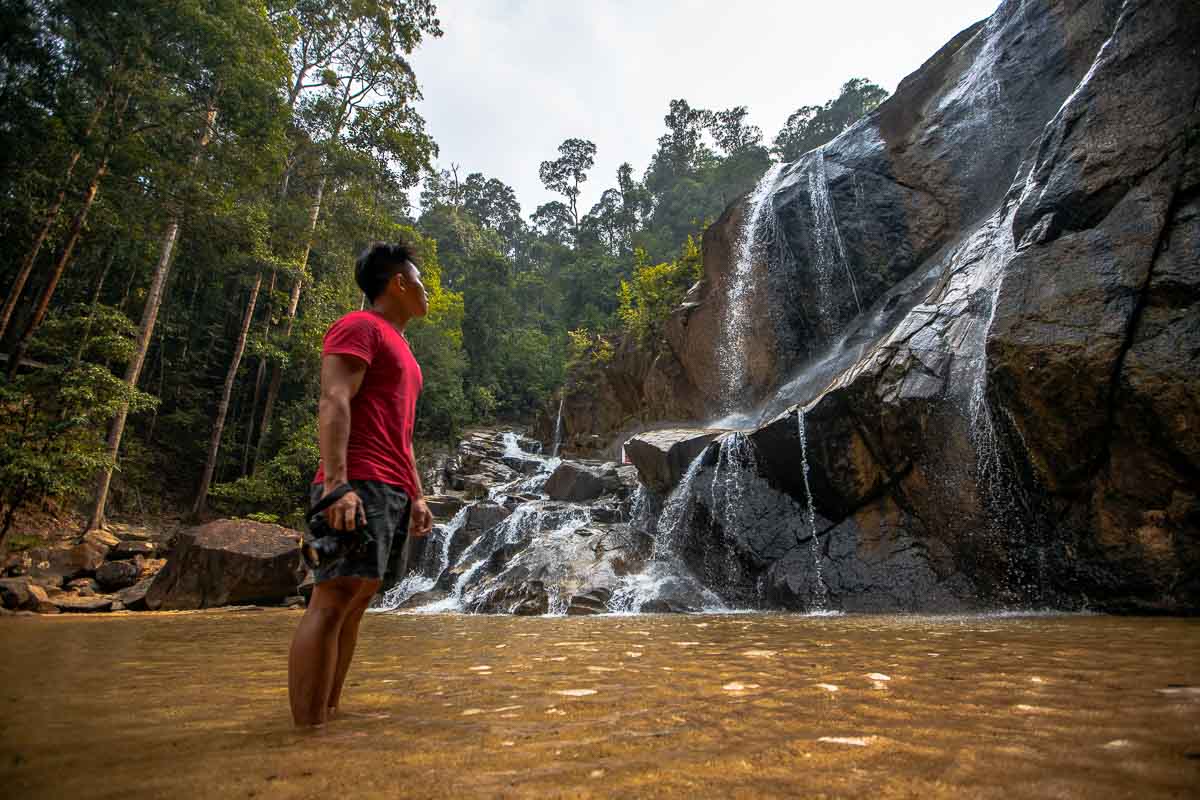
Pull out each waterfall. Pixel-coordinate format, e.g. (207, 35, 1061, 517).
(650, 454, 708, 562)
(611, 452, 727, 613)
(707, 433, 756, 595)
(796, 409, 829, 610)
(373, 505, 471, 611)
(807, 149, 861, 330)
(960, 205, 1042, 602)
(717, 163, 784, 411)
(551, 396, 565, 457)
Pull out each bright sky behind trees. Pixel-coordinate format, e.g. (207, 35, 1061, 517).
(409, 0, 1001, 217)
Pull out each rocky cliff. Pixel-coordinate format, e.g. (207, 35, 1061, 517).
(557, 0, 1200, 612)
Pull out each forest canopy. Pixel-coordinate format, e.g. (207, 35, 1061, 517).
(0, 0, 885, 536)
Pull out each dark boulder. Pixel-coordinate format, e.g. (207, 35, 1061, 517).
(96, 558, 143, 591)
(114, 577, 154, 611)
(543, 461, 608, 502)
(53, 594, 113, 613)
(624, 429, 725, 494)
(0, 577, 34, 610)
(145, 519, 306, 610)
(424, 494, 467, 520)
(109, 541, 157, 560)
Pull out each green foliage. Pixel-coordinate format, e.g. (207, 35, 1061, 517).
(0, 305, 156, 540)
(772, 78, 888, 161)
(565, 327, 613, 373)
(0, 0, 886, 528)
(617, 236, 704, 343)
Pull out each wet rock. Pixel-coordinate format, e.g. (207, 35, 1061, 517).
(49, 539, 108, 579)
(543, 462, 608, 502)
(528, 0, 1200, 612)
(0, 577, 34, 610)
(66, 577, 99, 596)
(461, 509, 643, 615)
(109, 541, 156, 560)
(114, 577, 154, 611)
(765, 496, 974, 612)
(501, 454, 544, 475)
(53, 594, 113, 613)
(96, 558, 143, 591)
(145, 519, 305, 610)
(589, 502, 624, 524)
(458, 474, 491, 499)
(624, 429, 724, 494)
(104, 524, 157, 543)
(423, 494, 467, 520)
(567, 588, 611, 615)
(445, 503, 512, 571)
(4, 551, 32, 577)
(85, 529, 120, 549)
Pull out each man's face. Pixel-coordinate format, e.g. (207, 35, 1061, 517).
(392, 260, 429, 317)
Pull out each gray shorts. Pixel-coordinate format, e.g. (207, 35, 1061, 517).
(308, 480, 410, 585)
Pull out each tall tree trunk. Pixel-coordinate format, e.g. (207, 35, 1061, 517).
(241, 268, 277, 476)
(253, 173, 325, 473)
(192, 270, 263, 516)
(7, 156, 110, 379)
(0, 92, 111, 339)
(71, 243, 116, 369)
(86, 102, 218, 532)
(240, 156, 294, 476)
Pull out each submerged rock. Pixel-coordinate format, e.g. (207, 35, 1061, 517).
(145, 519, 305, 610)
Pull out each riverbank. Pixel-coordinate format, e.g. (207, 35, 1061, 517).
(2, 611, 1197, 798)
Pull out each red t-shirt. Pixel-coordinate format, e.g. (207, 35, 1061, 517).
(313, 311, 423, 499)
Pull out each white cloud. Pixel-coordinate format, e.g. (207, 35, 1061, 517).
(408, 0, 1000, 218)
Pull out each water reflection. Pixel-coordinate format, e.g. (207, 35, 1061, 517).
(1, 611, 1198, 798)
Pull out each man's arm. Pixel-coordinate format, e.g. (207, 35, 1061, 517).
(408, 443, 433, 537)
(318, 353, 367, 530)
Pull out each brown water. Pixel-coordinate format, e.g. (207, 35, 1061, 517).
(1, 610, 1198, 799)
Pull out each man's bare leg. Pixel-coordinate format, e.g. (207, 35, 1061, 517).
(288, 577, 364, 727)
(326, 579, 380, 718)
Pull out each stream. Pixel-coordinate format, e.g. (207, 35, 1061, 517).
(2, 610, 1197, 798)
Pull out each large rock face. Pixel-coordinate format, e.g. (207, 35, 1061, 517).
(550, 0, 1200, 612)
(145, 520, 305, 610)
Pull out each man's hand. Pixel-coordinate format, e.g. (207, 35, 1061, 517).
(322, 484, 365, 531)
(410, 497, 434, 538)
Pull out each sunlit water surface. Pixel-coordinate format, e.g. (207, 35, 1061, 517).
(2, 611, 1197, 798)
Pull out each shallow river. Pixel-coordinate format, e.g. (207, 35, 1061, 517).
(1, 610, 1198, 799)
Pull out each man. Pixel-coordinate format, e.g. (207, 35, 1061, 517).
(288, 240, 434, 727)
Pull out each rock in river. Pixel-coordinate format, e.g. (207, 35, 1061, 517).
(145, 519, 305, 610)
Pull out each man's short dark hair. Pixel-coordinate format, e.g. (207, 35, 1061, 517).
(355, 239, 419, 301)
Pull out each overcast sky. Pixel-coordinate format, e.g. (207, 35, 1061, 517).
(408, 0, 1000, 218)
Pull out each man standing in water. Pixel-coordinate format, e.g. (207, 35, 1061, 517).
(288, 240, 434, 727)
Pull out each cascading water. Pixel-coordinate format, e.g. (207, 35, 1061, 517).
(961, 206, 1042, 602)
(373, 505, 471, 611)
(795, 409, 829, 611)
(806, 149, 862, 330)
(707, 433, 757, 595)
(717, 163, 784, 412)
(611, 454, 726, 613)
(551, 397, 565, 457)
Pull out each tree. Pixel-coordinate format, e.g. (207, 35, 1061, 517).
(538, 138, 596, 233)
(252, 0, 440, 476)
(772, 77, 888, 161)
